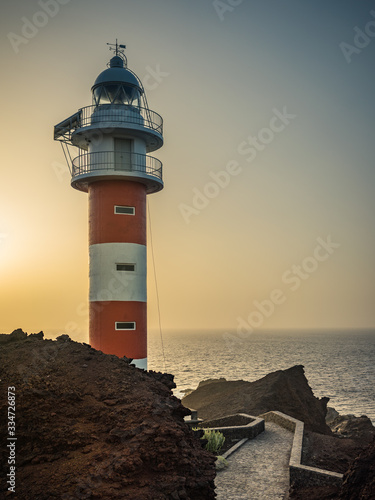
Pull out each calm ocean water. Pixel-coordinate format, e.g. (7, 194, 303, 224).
(148, 329, 375, 423)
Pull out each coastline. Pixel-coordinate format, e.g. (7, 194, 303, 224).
(149, 329, 375, 423)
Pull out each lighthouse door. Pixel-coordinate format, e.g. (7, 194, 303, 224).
(114, 138, 132, 171)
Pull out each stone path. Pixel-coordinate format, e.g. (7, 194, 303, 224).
(215, 422, 294, 500)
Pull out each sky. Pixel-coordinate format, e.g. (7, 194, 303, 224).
(0, 0, 374, 343)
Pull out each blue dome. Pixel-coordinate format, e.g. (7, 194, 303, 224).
(92, 56, 141, 91)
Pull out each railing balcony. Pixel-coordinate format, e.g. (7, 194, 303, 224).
(78, 104, 163, 135)
(72, 151, 163, 182)
(54, 105, 163, 152)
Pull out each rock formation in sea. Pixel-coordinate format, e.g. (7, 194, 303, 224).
(182, 365, 331, 434)
(330, 414, 375, 444)
(0, 330, 216, 500)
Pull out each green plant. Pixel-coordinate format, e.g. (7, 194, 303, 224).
(215, 455, 228, 470)
(201, 429, 226, 454)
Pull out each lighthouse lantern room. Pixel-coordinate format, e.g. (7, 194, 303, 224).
(54, 42, 164, 370)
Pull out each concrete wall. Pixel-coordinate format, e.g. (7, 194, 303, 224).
(260, 411, 343, 489)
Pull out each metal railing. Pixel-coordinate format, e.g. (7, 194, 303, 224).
(72, 151, 163, 181)
(77, 105, 163, 135)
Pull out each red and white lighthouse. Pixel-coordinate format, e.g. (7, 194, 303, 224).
(54, 43, 163, 369)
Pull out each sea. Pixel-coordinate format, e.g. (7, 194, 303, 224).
(148, 329, 375, 423)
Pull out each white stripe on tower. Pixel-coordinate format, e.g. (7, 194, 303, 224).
(89, 243, 147, 302)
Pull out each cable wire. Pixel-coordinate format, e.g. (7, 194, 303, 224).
(147, 200, 167, 372)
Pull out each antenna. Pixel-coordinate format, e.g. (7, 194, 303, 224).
(107, 39, 126, 56)
(106, 39, 127, 67)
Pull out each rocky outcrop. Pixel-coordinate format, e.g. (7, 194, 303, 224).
(0, 330, 216, 500)
(339, 437, 375, 499)
(330, 414, 375, 445)
(290, 434, 375, 500)
(182, 365, 331, 434)
(302, 430, 368, 474)
(325, 406, 340, 425)
(299, 408, 375, 475)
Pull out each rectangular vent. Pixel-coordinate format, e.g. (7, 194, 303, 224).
(115, 322, 136, 331)
(116, 264, 135, 272)
(114, 206, 135, 215)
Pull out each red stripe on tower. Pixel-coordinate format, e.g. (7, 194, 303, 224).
(89, 180, 147, 246)
(90, 301, 147, 360)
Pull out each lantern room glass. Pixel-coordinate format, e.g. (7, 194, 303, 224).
(93, 84, 141, 107)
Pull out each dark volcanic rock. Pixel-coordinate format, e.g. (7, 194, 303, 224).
(325, 406, 340, 424)
(339, 437, 375, 499)
(330, 414, 375, 445)
(182, 365, 331, 434)
(0, 331, 216, 499)
(302, 430, 369, 474)
(290, 411, 375, 499)
(0, 328, 28, 344)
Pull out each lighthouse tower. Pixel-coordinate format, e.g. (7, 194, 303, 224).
(54, 43, 163, 369)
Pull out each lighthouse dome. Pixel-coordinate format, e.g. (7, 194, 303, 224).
(92, 56, 142, 107)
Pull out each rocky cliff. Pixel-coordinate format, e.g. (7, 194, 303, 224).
(0, 330, 216, 500)
(339, 437, 375, 499)
(182, 365, 331, 434)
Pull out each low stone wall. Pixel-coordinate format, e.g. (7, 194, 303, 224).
(203, 414, 255, 428)
(203, 413, 265, 442)
(260, 411, 343, 489)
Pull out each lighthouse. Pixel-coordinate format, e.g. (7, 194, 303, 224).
(54, 42, 164, 369)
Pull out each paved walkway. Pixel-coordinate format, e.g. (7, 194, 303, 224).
(215, 422, 294, 500)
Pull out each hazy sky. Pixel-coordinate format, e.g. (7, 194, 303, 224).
(0, 0, 374, 341)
